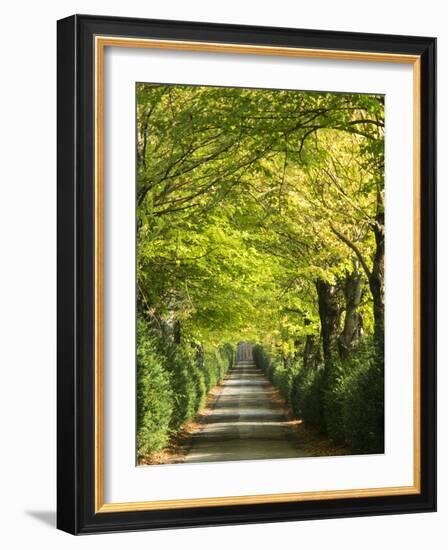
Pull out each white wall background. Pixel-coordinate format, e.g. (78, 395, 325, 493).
(0, 0, 444, 547)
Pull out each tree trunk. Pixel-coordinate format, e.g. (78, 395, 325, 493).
(315, 280, 341, 367)
(302, 318, 320, 369)
(303, 334, 316, 369)
(173, 319, 182, 344)
(330, 208, 384, 362)
(339, 267, 363, 357)
(192, 342, 204, 369)
(369, 214, 385, 361)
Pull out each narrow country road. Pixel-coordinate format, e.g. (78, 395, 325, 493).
(182, 360, 312, 463)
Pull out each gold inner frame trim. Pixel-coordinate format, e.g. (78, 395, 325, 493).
(94, 35, 422, 513)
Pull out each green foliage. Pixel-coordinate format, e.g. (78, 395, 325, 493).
(272, 367, 294, 403)
(252, 344, 271, 373)
(136, 321, 173, 459)
(260, 337, 384, 453)
(136, 83, 385, 459)
(136, 317, 232, 460)
(136, 83, 384, 355)
(203, 345, 234, 391)
(166, 345, 201, 429)
(342, 343, 384, 454)
(253, 345, 298, 403)
(321, 362, 347, 444)
(291, 367, 325, 431)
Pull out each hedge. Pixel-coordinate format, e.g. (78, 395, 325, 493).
(253, 340, 384, 454)
(136, 317, 233, 460)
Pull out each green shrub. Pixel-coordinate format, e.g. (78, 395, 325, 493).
(192, 366, 207, 411)
(343, 352, 384, 454)
(136, 316, 236, 460)
(166, 345, 200, 430)
(255, 338, 384, 454)
(203, 346, 232, 391)
(253, 345, 298, 403)
(272, 366, 293, 402)
(203, 356, 218, 390)
(321, 357, 347, 443)
(166, 343, 234, 431)
(291, 367, 325, 431)
(136, 321, 174, 459)
(252, 344, 270, 372)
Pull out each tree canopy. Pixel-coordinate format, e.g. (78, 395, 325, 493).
(137, 83, 384, 353)
(136, 83, 385, 459)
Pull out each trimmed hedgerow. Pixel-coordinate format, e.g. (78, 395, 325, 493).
(203, 345, 233, 391)
(164, 344, 201, 430)
(253, 344, 297, 403)
(255, 337, 384, 454)
(290, 366, 325, 431)
(342, 341, 384, 454)
(136, 321, 174, 459)
(136, 316, 233, 461)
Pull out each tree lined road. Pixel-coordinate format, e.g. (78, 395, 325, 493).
(183, 360, 311, 463)
(136, 84, 385, 462)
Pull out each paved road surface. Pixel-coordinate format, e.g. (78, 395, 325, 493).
(183, 360, 311, 463)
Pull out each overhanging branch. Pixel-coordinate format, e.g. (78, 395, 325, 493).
(330, 224, 371, 279)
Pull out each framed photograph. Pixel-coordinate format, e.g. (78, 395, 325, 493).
(57, 14, 436, 534)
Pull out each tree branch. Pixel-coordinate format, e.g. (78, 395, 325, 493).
(330, 224, 371, 279)
(348, 119, 384, 128)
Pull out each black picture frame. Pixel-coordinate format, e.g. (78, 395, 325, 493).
(57, 14, 436, 534)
